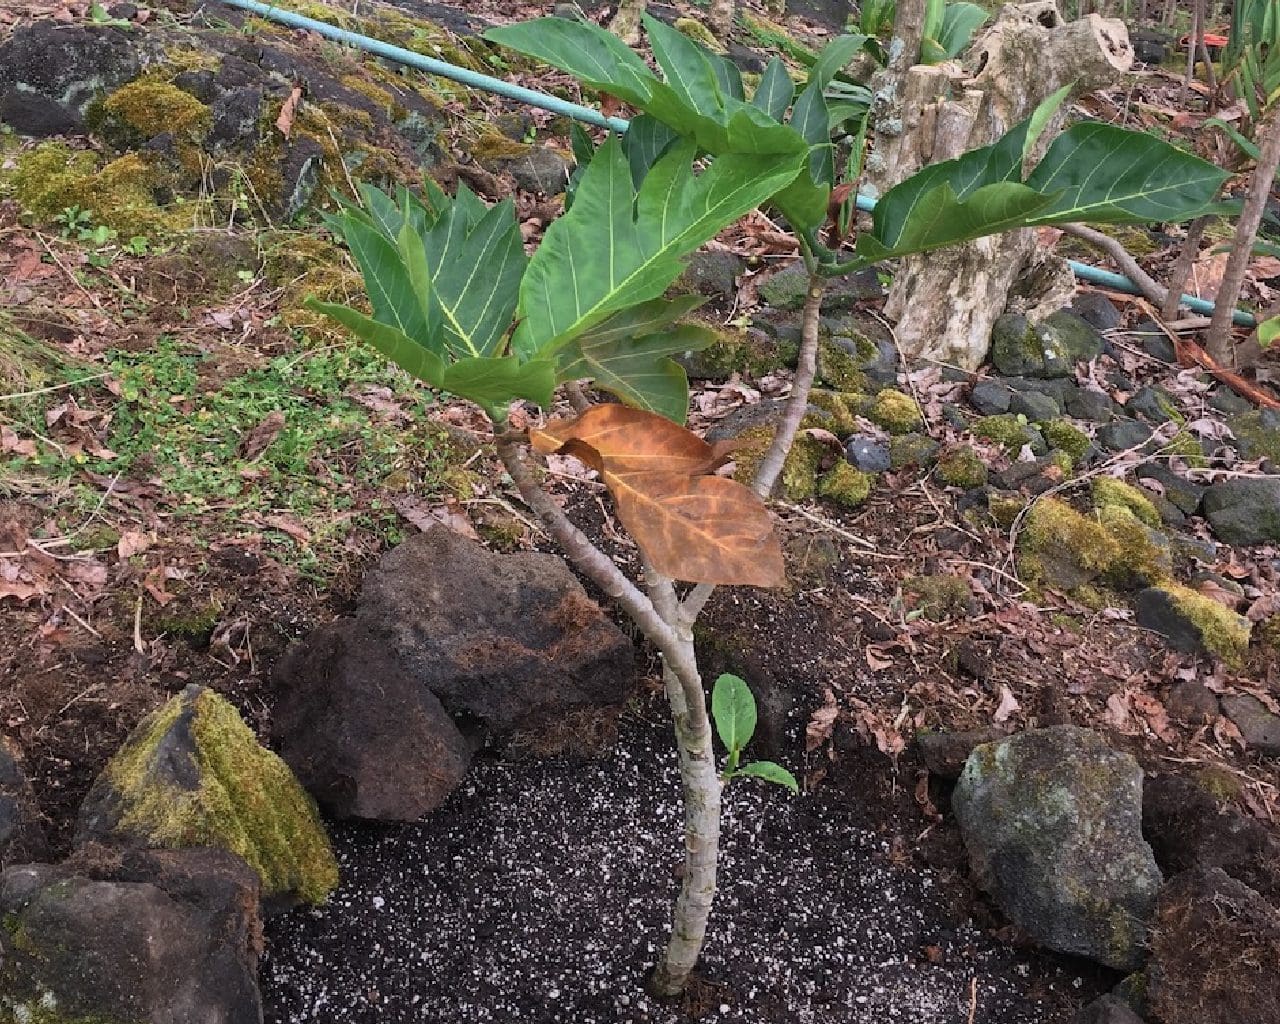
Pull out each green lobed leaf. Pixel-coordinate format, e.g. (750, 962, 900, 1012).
(644, 14, 725, 117)
(512, 137, 805, 359)
(1024, 122, 1231, 226)
(441, 356, 556, 412)
(711, 672, 757, 753)
(621, 114, 680, 188)
(556, 296, 714, 423)
(751, 57, 795, 122)
(306, 300, 445, 385)
(934, 2, 988, 60)
(735, 760, 800, 794)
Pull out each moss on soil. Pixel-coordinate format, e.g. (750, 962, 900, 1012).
(905, 574, 970, 621)
(104, 687, 337, 903)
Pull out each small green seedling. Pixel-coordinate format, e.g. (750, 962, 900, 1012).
(711, 673, 799, 794)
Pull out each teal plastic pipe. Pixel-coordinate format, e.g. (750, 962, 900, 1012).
(218, 0, 1258, 329)
(216, 0, 630, 133)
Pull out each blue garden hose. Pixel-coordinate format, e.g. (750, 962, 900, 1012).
(216, 0, 1258, 328)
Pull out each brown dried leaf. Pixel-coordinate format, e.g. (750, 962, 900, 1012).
(993, 684, 1020, 723)
(276, 85, 302, 138)
(532, 406, 782, 587)
(117, 530, 151, 559)
(239, 410, 286, 461)
(0, 581, 40, 602)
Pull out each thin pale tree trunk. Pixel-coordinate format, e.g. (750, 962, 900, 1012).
(708, 0, 737, 40)
(610, 0, 645, 45)
(1161, 215, 1212, 321)
(1205, 105, 1280, 364)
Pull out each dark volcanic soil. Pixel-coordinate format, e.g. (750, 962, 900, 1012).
(262, 705, 1110, 1024)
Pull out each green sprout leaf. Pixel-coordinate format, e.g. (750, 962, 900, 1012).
(735, 761, 800, 794)
(711, 673, 757, 754)
(1259, 316, 1280, 350)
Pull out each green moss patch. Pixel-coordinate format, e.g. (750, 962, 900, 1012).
(1041, 419, 1091, 463)
(1091, 478, 1160, 528)
(973, 414, 1040, 454)
(936, 445, 988, 488)
(1017, 498, 1120, 588)
(817, 463, 874, 507)
(102, 686, 337, 903)
(905, 574, 971, 620)
(867, 389, 923, 434)
(92, 79, 211, 147)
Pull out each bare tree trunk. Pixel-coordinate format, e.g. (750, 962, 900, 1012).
(610, 0, 645, 45)
(1206, 105, 1280, 364)
(1161, 215, 1212, 320)
(887, 0, 929, 71)
(708, 0, 737, 40)
(1182, 0, 1199, 104)
(867, 4, 1134, 369)
(1162, 0, 1178, 27)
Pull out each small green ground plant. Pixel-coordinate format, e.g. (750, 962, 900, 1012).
(314, 13, 1225, 997)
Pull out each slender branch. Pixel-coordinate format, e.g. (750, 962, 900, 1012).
(750, 273, 826, 499)
(564, 380, 592, 414)
(1060, 224, 1167, 306)
(1206, 104, 1280, 365)
(1160, 215, 1212, 321)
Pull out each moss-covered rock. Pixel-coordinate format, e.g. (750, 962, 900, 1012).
(75, 684, 338, 905)
(867, 388, 923, 434)
(936, 444, 989, 488)
(805, 389, 861, 435)
(889, 433, 940, 470)
(678, 322, 791, 381)
(1228, 409, 1280, 463)
(1017, 498, 1120, 588)
(90, 78, 211, 148)
(1134, 584, 1251, 666)
(1041, 419, 1092, 464)
(731, 420, 828, 501)
(1155, 427, 1208, 468)
(1097, 505, 1172, 588)
(674, 17, 725, 52)
(817, 462, 874, 507)
(989, 493, 1027, 529)
(262, 231, 364, 338)
(973, 413, 1047, 455)
(1091, 477, 1160, 528)
(815, 336, 869, 391)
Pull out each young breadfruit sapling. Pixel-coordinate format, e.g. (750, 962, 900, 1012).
(711, 674, 799, 793)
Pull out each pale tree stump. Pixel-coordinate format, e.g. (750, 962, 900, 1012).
(864, 3, 1134, 369)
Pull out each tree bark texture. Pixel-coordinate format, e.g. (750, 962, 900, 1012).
(610, 0, 645, 45)
(1206, 104, 1280, 365)
(866, 4, 1134, 369)
(707, 0, 737, 40)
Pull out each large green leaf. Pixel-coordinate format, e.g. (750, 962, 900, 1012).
(409, 185, 526, 358)
(555, 296, 714, 423)
(442, 356, 556, 411)
(1024, 122, 1231, 225)
(512, 137, 805, 358)
(306, 300, 444, 384)
(751, 56, 795, 122)
(621, 114, 679, 187)
(644, 14, 725, 117)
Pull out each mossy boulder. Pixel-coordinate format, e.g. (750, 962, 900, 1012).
(677, 323, 791, 381)
(1134, 584, 1251, 666)
(674, 17, 725, 52)
(1097, 505, 1172, 588)
(733, 422, 828, 500)
(953, 727, 1162, 970)
(1228, 409, 1280, 464)
(973, 414, 1047, 455)
(1091, 477, 1160, 528)
(888, 433, 940, 470)
(867, 388, 923, 434)
(936, 444, 988, 488)
(1017, 498, 1120, 589)
(817, 462, 874, 507)
(1202, 478, 1280, 545)
(75, 684, 338, 906)
(990, 311, 1101, 379)
(1041, 419, 1092, 464)
(89, 77, 211, 148)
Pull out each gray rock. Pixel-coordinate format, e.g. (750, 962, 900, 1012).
(952, 727, 1162, 970)
(504, 145, 574, 194)
(0, 22, 153, 134)
(1202, 478, 1280, 545)
(1066, 388, 1117, 423)
(1164, 680, 1220, 724)
(706, 397, 831, 443)
(1126, 386, 1181, 425)
(1134, 587, 1251, 661)
(1042, 309, 1105, 361)
(889, 433, 940, 470)
(1009, 389, 1061, 423)
(917, 728, 1004, 780)
(784, 0, 853, 29)
(760, 261, 882, 311)
(0, 738, 45, 868)
(1172, 534, 1218, 564)
(1098, 419, 1153, 452)
(1072, 994, 1146, 1024)
(678, 250, 743, 302)
(1006, 376, 1073, 404)
(1228, 408, 1280, 465)
(969, 378, 1013, 415)
(0, 846, 262, 1023)
(1146, 868, 1280, 1024)
(355, 526, 638, 736)
(1220, 695, 1280, 756)
(1138, 327, 1177, 363)
(1071, 292, 1122, 331)
(1209, 387, 1253, 416)
(1147, 494, 1186, 527)
(1135, 462, 1204, 514)
(1143, 772, 1280, 903)
(844, 435, 891, 473)
(274, 619, 471, 821)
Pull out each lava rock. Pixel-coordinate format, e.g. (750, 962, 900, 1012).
(1133, 317, 1177, 362)
(1009, 389, 1061, 423)
(1071, 291, 1122, 331)
(1228, 408, 1280, 465)
(0, 846, 262, 1023)
(1146, 868, 1280, 1024)
(917, 728, 1004, 780)
(1202, 478, 1280, 544)
(0, 738, 46, 868)
(0, 22, 153, 134)
(969, 378, 1013, 415)
(844, 435, 891, 472)
(952, 727, 1162, 970)
(1097, 418, 1153, 452)
(1134, 586, 1251, 664)
(1164, 679, 1220, 724)
(1143, 772, 1280, 903)
(1135, 462, 1204, 515)
(1126, 386, 1180, 425)
(1209, 387, 1253, 416)
(506, 145, 574, 194)
(75, 684, 337, 906)
(760, 260, 883, 311)
(354, 526, 638, 736)
(1131, 28, 1170, 64)
(784, 0, 853, 28)
(274, 619, 471, 821)
(1065, 388, 1117, 423)
(1220, 695, 1280, 756)
(1072, 993, 1146, 1024)
(678, 250, 743, 302)
(889, 433, 940, 470)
